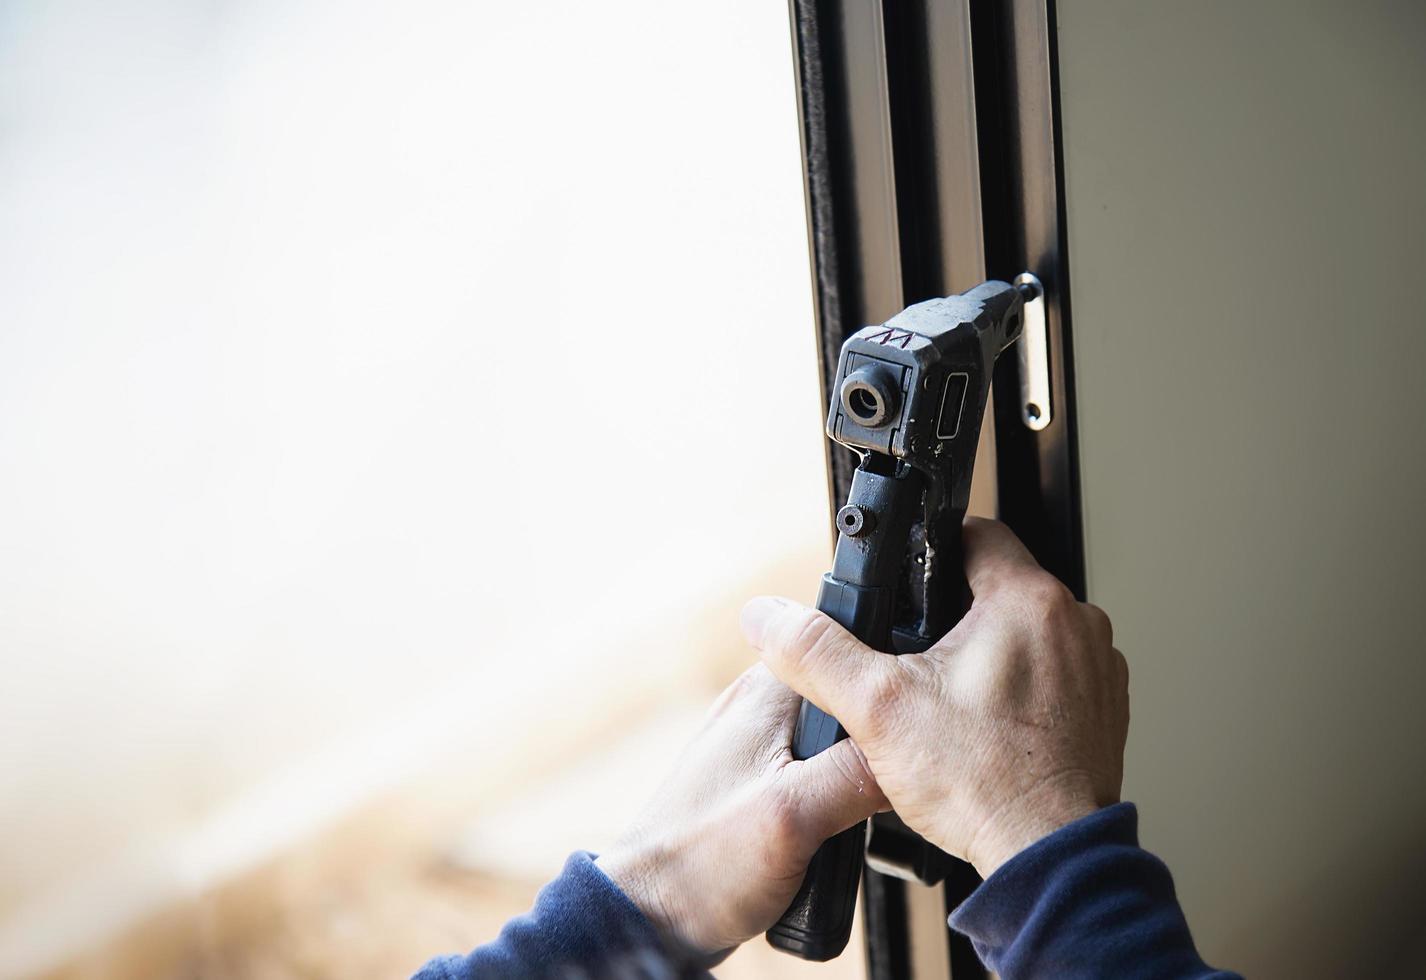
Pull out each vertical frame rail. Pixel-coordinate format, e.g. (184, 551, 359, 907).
(785, 0, 1083, 975)
(787, 0, 903, 513)
(974, 0, 1086, 596)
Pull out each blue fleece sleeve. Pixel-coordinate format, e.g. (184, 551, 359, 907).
(412, 851, 709, 980)
(949, 803, 1241, 979)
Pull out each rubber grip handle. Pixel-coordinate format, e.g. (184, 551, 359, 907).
(766, 574, 891, 960)
(765, 700, 865, 960)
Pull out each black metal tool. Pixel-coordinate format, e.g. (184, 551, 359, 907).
(766, 279, 1027, 962)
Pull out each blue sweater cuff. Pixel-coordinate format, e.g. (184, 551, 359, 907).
(950, 802, 1142, 950)
(414, 851, 689, 980)
(949, 802, 1239, 979)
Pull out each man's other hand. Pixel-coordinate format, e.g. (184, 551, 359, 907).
(741, 517, 1129, 879)
(595, 664, 887, 959)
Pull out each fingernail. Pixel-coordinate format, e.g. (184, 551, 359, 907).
(739, 596, 788, 649)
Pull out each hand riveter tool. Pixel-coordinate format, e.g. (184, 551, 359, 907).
(767, 277, 1034, 961)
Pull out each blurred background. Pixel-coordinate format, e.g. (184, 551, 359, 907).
(0, 1, 852, 976)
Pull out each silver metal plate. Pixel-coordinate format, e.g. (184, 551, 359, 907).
(1014, 271, 1051, 430)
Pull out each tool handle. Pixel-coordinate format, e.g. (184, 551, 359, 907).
(765, 575, 890, 960)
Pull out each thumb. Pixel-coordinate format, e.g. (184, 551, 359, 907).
(740, 596, 902, 740)
(782, 737, 887, 843)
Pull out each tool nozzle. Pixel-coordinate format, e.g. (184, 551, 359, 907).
(962, 279, 1027, 353)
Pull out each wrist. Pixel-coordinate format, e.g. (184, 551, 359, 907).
(965, 775, 1103, 878)
(595, 848, 707, 956)
(595, 849, 671, 933)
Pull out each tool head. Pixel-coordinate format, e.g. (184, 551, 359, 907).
(826, 280, 1024, 507)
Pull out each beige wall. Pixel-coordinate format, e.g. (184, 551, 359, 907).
(1058, 2, 1426, 976)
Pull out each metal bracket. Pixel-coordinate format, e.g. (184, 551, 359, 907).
(1014, 271, 1051, 430)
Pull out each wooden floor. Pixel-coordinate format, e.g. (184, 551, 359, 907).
(191, 865, 860, 980)
(48, 811, 862, 980)
(46, 704, 865, 979)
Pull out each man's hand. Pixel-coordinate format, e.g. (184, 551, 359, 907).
(741, 517, 1129, 879)
(595, 664, 887, 959)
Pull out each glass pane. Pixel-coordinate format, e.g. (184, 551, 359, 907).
(0, 2, 862, 976)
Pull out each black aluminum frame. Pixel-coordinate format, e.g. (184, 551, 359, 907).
(786, 0, 1084, 975)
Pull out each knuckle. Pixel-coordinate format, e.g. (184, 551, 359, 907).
(1042, 578, 1078, 613)
(739, 661, 778, 691)
(865, 665, 905, 713)
(708, 664, 762, 713)
(786, 610, 845, 669)
(729, 663, 762, 694)
(1017, 574, 1076, 624)
(1082, 602, 1115, 644)
(856, 664, 906, 738)
(1114, 647, 1130, 686)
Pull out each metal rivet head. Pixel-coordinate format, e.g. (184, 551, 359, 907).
(836, 504, 874, 538)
